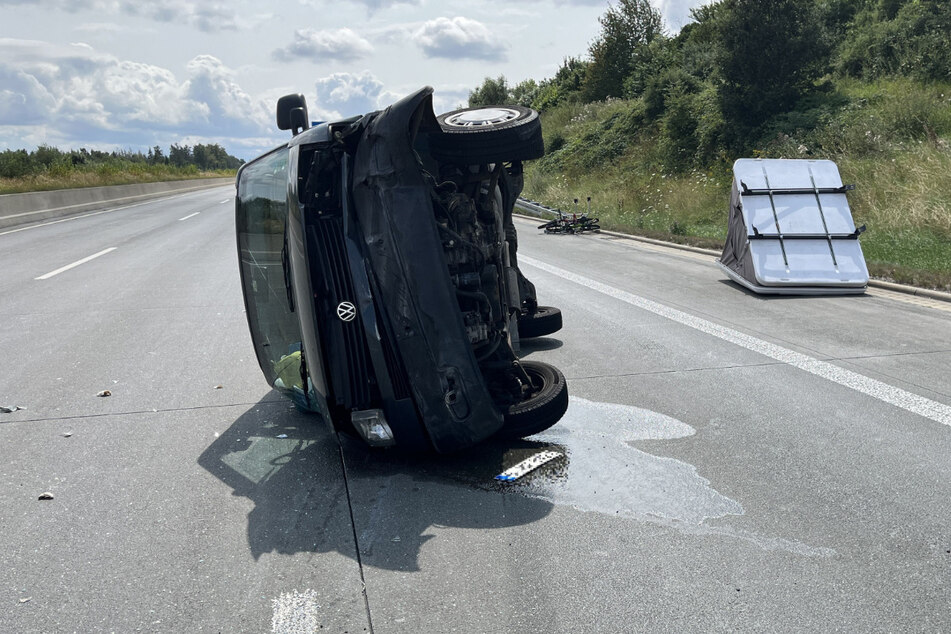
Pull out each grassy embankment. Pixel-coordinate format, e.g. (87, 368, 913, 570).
(523, 78, 951, 291)
(0, 164, 235, 195)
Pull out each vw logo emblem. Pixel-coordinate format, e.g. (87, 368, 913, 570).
(336, 301, 357, 322)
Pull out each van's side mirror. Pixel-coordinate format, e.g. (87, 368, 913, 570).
(276, 94, 310, 135)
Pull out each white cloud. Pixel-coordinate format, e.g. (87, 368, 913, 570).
(526, 0, 602, 4)
(75, 22, 122, 33)
(120, 0, 239, 32)
(349, 0, 419, 10)
(272, 28, 374, 63)
(0, 68, 57, 125)
(413, 17, 506, 62)
(0, 0, 117, 9)
(0, 1, 716, 160)
(0, 0, 239, 31)
(308, 77, 480, 124)
(0, 39, 278, 158)
(312, 71, 388, 120)
(657, 0, 715, 30)
(183, 55, 271, 136)
(301, 0, 420, 13)
(429, 84, 470, 114)
(495, 0, 713, 31)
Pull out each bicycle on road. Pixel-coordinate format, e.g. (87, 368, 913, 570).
(537, 198, 600, 234)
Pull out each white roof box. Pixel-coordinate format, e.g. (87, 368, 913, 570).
(718, 158, 869, 295)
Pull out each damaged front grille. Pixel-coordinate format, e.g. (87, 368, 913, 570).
(376, 302, 412, 401)
(308, 216, 373, 409)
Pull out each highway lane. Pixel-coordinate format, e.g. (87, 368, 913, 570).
(341, 219, 951, 632)
(1, 190, 949, 632)
(1, 187, 369, 633)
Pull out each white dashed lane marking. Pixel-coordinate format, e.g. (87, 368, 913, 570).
(35, 247, 117, 280)
(271, 589, 322, 633)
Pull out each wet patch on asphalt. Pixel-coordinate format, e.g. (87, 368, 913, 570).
(523, 397, 743, 524)
(510, 397, 836, 557)
(345, 397, 834, 557)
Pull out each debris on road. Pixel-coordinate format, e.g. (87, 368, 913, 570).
(215, 385, 224, 390)
(495, 450, 563, 482)
(62, 432, 72, 438)
(19, 597, 31, 604)
(276, 434, 288, 439)
(97, 390, 111, 397)
(38, 492, 54, 500)
(1, 405, 24, 413)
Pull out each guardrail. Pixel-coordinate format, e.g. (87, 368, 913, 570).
(0, 177, 234, 231)
(515, 198, 560, 217)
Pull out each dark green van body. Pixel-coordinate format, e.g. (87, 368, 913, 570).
(237, 88, 512, 452)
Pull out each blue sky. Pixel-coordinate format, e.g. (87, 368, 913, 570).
(0, 0, 709, 160)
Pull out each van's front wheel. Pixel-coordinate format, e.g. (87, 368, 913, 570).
(430, 105, 545, 164)
(495, 361, 568, 439)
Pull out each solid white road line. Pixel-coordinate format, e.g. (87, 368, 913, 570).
(521, 254, 951, 428)
(179, 212, 200, 221)
(35, 247, 117, 280)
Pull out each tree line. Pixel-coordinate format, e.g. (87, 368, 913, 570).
(0, 143, 244, 179)
(469, 0, 951, 169)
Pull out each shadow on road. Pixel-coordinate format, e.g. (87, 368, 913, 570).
(519, 336, 564, 356)
(717, 278, 873, 300)
(198, 393, 561, 572)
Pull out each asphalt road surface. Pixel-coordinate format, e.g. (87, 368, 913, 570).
(2, 187, 949, 632)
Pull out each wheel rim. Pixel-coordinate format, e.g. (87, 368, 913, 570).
(443, 107, 521, 128)
(522, 365, 550, 399)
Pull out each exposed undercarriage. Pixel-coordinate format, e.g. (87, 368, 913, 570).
(240, 86, 568, 452)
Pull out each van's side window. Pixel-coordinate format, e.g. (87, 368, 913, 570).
(236, 149, 304, 395)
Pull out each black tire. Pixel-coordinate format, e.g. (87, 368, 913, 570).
(495, 361, 569, 440)
(517, 305, 562, 338)
(430, 105, 544, 164)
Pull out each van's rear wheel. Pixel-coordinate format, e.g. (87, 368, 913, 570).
(517, 306, 562, 339)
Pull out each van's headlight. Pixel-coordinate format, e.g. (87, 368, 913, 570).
(351, 409, 395, 447)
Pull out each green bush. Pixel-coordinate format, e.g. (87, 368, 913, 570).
(547, 132, 566, 153)
(0, 150, 33, 178)
(837, 0, 951, 82)
(659, 85, 700, 171)
(717, 0, 829, 152)
(531, 57, 588, 111)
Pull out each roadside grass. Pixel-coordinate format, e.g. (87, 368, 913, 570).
(0, 165, 235, 195)
(524, 161, 727, 249)
(524, 79, 951, 291)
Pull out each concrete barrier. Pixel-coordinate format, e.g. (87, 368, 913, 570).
(0, 177, 235, 230)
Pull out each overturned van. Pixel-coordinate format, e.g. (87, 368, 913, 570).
(235, 87, 568, 452)
(719, 158, 869, 295)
